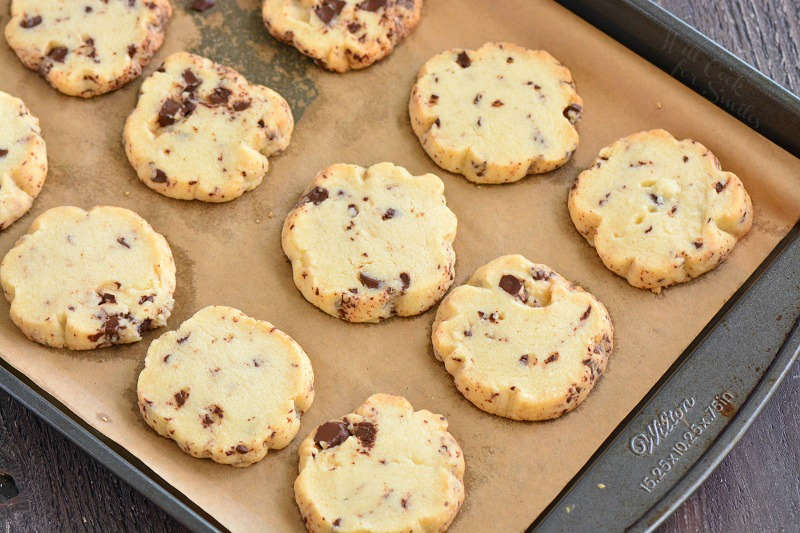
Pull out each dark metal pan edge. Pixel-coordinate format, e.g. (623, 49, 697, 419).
(0, 363, 224, 533)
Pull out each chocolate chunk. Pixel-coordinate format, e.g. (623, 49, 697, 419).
(236, 444, 249, 453)
(563, 103, 582, 124)
(182, 68, 201, 89)
(359, 272, 381, 289)
(580, 306, 592, 321)
(139, 294, 155, 304)
(382, 208, 395, 220)
(48, 47, 68, 63)
(232, 100, 251, 111)
(158, 98, 181, 127)
(152, 169, 168, 183)
(98, 293, 116, 305)
(20, 15, 42, 28)
(207, 86, 231, 105)
(353, 421, 376, 448)
(499, 274, 523, 296)
(455, 51, 471, 68)
(693, 240, 703, 249)
(305, 186, 329, 205)
(531, 268, 550, 281)
(0, 149, 7, 158)
(347, 21, 361, 33)
(313, 0, 346, 24)
(127, 44, 137, 58)
(714, 181, 727, 193)
(314, 420, 349, 448)
(191, 0, 215, 11)
(357, 0, 386, 10)
(181, 94, 197, 117)
(174, 389, 189, 407)
(138, 318, 153, 335)
(400, 272, 410, 290)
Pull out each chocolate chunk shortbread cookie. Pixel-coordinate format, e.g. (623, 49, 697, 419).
(138, 306, 315, 467)
(282, 162, 457, 323)
(432, 255, 613, 421)
(410, 42, 583, 184)
(262, 0, 422, 72)
(4, 0, 172, 97)
(295, 394, 465, 532)
(0, 206, 175, 349)
(568, 129, 753, 292)
(0, 90, 47, 229)
(123, 52, 293, 202)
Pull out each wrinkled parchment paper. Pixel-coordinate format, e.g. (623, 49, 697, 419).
(1, 1, 799, 531)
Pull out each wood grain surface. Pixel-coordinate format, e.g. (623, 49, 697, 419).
(1, 1, 799, 531)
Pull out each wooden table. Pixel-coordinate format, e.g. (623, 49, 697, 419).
(1, 1, 798, 531)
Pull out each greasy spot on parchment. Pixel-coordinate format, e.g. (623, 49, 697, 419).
(188, 0, 318, 119)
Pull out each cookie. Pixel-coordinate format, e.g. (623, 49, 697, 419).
(295, 394, 465, 532)
(0, 91, 47, 230)
(431, 255, 613, 421)
(568, 129, 754, 292)
(262, 0, 422, 72)
(409, 42, 583, 184)
(4, 0, 172, 97)
(0, 206, 176, 350)
(137, 306, 315, 467)
(123, 52, 293, 202)
(282, 162, 457, 323)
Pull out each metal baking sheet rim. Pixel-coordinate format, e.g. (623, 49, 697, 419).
(1, 0, 799, 531)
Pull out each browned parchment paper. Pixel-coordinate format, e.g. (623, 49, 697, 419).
(1, 1, 799, 531)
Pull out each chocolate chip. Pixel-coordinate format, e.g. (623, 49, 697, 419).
(191, 0, 215, 11)
(491, 99, 504, 107)
(305, 186, 329, 205)
(127, 44, 136, 57)
(353, 421, 376, 448)
(563, 103, 582, 124)
(400, 272, 410, 290)
(693, 240, 703, 249)
(236, 444, 249, 453)
(347, 21, 361, 33)
(359, 272, 381, 289)
(347, 204, 358, 217)
(644, 225, 653, 233)
(544, 352, 559, 364)
(139, 294, 155, 304)
(313, 0, 346, 24)
(499, 274, 523, 296)
(0, 149, 7, 158)
(48, 47, 68, 63)
(519, 354, 529, 365)
(181, 94, 197, 117)
(401, 496, 409, 509)
(455, 51, 471, 68)
(333, 519, 342, 527)
(682, 155, 689, 163)
(158, 98, 181, 127)
(531, 268, 551, 281)
(207, 86, 231, 105)
(473, 93, 482, 105)
(182, 69, 201, 89)
(357, 0, 385, 10)
(174, 389, 189, 407)
(177, 333, 191, 344)
(580, 306, 592, 321)
(138, 318, 153, 335)
(152, 169, 168, 183)
(649, 193, 662, 205)
(98, 293, 116, 305)
(434, 118, 440, 127)
(382, 208, 395, 220)
(314, 420, 349, 448)
(714, 181, 727, 193)
(20, 15, 42, 28)
(429, 94, 439, 104)
(232, 100, 251, 111)
(507, 56, 514, 63)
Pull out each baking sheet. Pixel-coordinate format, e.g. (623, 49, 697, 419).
(1, 0, 799, 531)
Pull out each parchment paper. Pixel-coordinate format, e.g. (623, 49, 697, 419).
(1, 1, 799, 531)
